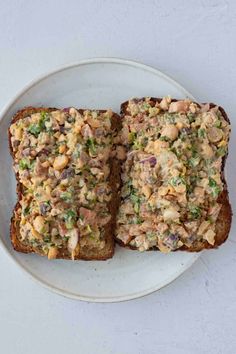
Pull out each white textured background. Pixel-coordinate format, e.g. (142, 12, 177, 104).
(0, 1, 236, 353)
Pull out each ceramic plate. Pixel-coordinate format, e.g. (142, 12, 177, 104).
(0, 58, 200, 302)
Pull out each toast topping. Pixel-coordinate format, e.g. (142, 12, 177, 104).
(116, 97, 230, 252)
(10, 108, 115, 258)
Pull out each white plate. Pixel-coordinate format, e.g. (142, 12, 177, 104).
(0, 58, 200, 302)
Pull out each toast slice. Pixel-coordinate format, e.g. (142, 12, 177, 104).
(116, 97, 232, 252)
(9, 107, 121, 260)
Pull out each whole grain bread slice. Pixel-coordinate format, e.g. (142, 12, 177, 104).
(117, 98, 232, 252)
(9, 107, 121, 260)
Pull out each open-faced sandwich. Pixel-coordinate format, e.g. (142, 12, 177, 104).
(9, 107, 120, 260)
(116, 97, 231, 252)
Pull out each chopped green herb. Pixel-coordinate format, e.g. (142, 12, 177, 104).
(159, 136, 170, 142)
(130, 193, 141, 214)
(216, 146, 227, 157)
(214, 120, 222, 128)
(61, 191, 73, 202)
(128, 132, 137, 143)
(209, 177, 217, 187)
(133, 216, 142, 224)
(73, 144, 82, 158)
(170, 176, 186, 187)
(146, 232, 157, 241)
(216, 111, 222, 120)
(189, 205, 201, 219)
(170, 147, 182, 158)
(179, 133, 186, 141)
(198, 128, 206, 139)
(190, 145, 198, 158)
(164, 113, 176, 124)
(64, 210, 77, 229)
(134, 202, 140, 213)
(43, 236, 51, 243)
(28, 124, 41, 137)
(209, 178, 221, 198)
(62, 236, 70, 243)
(188, 156, 200, 167)
(133, 139, 143, 149)
(148, 107, 159, 117)
(65, 210, 77, 218)
(19, 158, 31, 170)
(208, 167, 217, 176)
(23, 206, 30, 216)
(142, 103, 151, 110)
(130, 193, 140, 204)
(27, 111, 50, 137)
(86, 138, 97, 156)
(187, 112, 196, 123)
(40, 111, 50, 122)
(30, 239, 40, 247)
(212, 186, 221, 198)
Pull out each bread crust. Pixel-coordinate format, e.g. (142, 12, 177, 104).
(9, 107, 121, 260)
(117, 98, 232, 252)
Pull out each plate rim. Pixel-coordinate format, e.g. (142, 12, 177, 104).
(0, 57, 201, 302)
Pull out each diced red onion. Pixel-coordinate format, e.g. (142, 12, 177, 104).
(140, 156, 156, 167)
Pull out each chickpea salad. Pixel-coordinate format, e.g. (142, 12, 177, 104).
(116, 97, 230, 252)
(10, 108, 116, 259)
